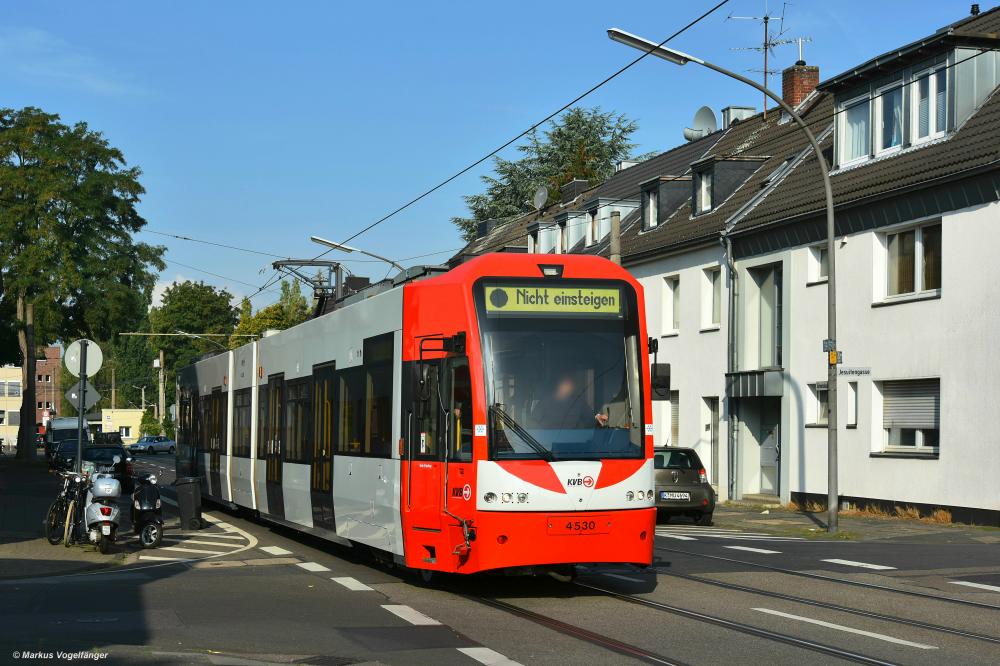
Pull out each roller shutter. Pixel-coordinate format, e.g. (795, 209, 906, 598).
(882, 379, 939, 429)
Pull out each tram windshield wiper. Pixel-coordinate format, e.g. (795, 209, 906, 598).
(490, 404, 554, 461)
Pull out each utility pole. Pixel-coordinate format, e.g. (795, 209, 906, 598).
(158, 349, 166, 425)
(111, 366, 116, 409)
(609, 211, 622, 265)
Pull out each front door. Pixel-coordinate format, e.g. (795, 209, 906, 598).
(760, 423, 779, 496)
(209, 389, 223, 497)
(704, 397, 720, 487)
(406, 364, 443, 533)
(311, 363, 335, 530)
(266, 374, 285, 519)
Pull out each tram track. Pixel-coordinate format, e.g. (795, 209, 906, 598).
(656, 570, 1000, 646)
(657, 545, 1000, 612)
(573, 581, 899, 666)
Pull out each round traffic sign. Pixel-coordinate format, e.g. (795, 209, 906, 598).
(65, 339, 103, 377)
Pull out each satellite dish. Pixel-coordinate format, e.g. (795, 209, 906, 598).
(532, 185, 549, 210)
(683, 106, 718, 142)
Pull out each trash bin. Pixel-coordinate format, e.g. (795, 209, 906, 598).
(173, 476, 203, 530)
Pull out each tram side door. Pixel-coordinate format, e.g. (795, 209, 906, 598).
(406, 364, 443, 533)
(311, 363, 335, 530)
(266, 374, 285, 519)
(209, 388, 223, 497)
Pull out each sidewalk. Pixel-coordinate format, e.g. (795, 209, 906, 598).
(710, 502, 1000, 544)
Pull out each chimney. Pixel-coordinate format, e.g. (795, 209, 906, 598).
(971, 4, 980, 16)
(782, 60, 819, 109)
(560, 179, 589, 203)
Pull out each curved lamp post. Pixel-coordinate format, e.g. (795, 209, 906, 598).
(608, 28, 839, 533)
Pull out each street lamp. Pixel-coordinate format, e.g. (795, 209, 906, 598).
(310, 236, 405, 273)
(608, 28, 840, 533)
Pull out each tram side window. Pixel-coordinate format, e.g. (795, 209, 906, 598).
(256, 385, 268, 459)
(365, 334, 394, 458)
(284, 380, 311, 463)
(233, 389, 251, 457)
(338, 367, 365, 454)
(198, 396, 210, 452)
(449, 358, 473, 462)
(313, 365, 335, 461)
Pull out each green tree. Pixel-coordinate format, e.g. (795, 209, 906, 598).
(0, 107, 164, 458)
(452, 107, 642, 241)
(139, 410, 161, 436)
(161, 411, 175, 440)
(279, 279, 310, 327)
(148, 280, 238, 404)
(228, 280, 310, 349)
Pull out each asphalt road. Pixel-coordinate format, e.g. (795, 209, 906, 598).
(3, 454, 998, 665)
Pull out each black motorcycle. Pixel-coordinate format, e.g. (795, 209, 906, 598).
(131, 473, 163, 548)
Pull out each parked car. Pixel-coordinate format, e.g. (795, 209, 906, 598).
(82, 444, 134, 493)
(50, 441, 85, 471)
(130, 435, 176, 455)
(654, 447, 716, 526)
(94, 432, 124, 446)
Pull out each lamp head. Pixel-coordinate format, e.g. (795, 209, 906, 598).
(606, 28, 697, 66)
(310, 235, 357, 253)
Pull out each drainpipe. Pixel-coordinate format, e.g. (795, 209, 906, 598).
(721, 232, 739, 502)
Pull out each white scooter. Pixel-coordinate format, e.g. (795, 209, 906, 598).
(80, 458, 123, 554)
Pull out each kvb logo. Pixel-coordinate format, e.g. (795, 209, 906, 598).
(567, 475, 596, 488)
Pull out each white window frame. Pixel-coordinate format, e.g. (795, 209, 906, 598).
(874, 82, 904, 156)
(809, 382, 829, 425)
(663, 275, 680, 335)
(847, 381, 858, 427)
(586, 209, 598, 246)
(879, 378, 940, 454)
(643, 188, 658, 229)
(882, 221, 942, 299)
(695, 170, 713, 214)
(701, 266, 722, 329)
(837, 93, 872, 167)
(557, 222, 567, 254)
(120, 426, 131, 438)
(911, 66, 947, 145)
(808, 244, 829, 283)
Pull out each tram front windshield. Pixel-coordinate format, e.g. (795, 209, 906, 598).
(478, 281, 643, 461)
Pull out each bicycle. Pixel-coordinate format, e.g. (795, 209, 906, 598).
(45, 470, 85, 545)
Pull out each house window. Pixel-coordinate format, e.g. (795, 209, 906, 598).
(695, 170, 714, 214)
(119, 426, 131, 438)
(8, 383, 19, 397)
(847, 381, 858, 427)
(881, 378, 939, 453)
(643, 188, 658, 229)
(37, 402, 43, 409)
(752, 264, 782, 368)
(0, 382, 5, 397)
(528, 232, 537, 253)
(44, 375, 51, 382)
(886, 222, 941, 297)
(664, 276, 680, 332)
(810, 383, 829, 425)
(0, 412, 4, 425)
(839, 96, 871, 164)
(37, 375, 42, 382)
(876, 84, 903, 153)
(670, 390, 679, 446)
(587, 209, 598, 245)
(7, 411, 19, 426)
(912, 68, 947, 143)
(558, 223, 567, 253)
(809, 245, 829, 282)
(703, 267, 721, 327)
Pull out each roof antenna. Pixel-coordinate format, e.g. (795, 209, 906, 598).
(729, 1, 799, 120)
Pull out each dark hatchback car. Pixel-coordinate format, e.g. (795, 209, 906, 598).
(654, 448, 716, 525)
(53, 443, 133, 492)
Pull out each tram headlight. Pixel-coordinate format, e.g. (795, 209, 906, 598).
(484, 492, 497, 503)
(648, 489, 654, 501)
(626, 491, 634, 501)
(501, 493, 513, 503)
(516, 493, 528, 503)
(636, 490, 646, 501)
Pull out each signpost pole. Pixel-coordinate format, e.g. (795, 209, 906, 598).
(75, 341, 88, 474)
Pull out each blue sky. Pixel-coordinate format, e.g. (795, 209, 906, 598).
(1, 0, 978, 307)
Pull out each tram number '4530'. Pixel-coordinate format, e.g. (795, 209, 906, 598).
(546, 515, 611, 536)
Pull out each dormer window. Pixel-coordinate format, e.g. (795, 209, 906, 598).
(876, 84, 903, 154)
(840, 96, 871, 165)
(642, 186, 658, 230)
(694, 169, 714, 214)
(912, 67, 947, 143)
(586, 208, 599, 246)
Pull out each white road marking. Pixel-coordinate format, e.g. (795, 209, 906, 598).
(382, 604, 441, 626)
(159, 545, 237, 555)
(201, 514, 222, 524)
(169, 539, 242, 549)
(657, 533, 697, 541)
(603, 573, 644, 583)
(260, 546, 293, 556)
(137, 555, 191, 562)
(165, 533, 245, 541)
(725, 546, 781, 554)
(753, 608, 937, 649)
(296, 562, 331, 572)
(457, 646, 524, 665)
(821, 558, 896, 571)
(331, 576, 374, 591)
(951, 580, 1000, 593)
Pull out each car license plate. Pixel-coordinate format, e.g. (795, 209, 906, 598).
(101, 524, 111, 535)
(547, 515, 611, 536)
(661, 491, 690, 501)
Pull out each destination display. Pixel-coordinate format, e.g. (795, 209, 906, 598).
(484, 284, 622, 317)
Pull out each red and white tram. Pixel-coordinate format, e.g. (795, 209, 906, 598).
(176, 253, 657, 576)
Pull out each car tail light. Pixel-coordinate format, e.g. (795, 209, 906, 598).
(100, 506, 112, 516)
(698, 468, 708, 484)
(126, 462, 134, 476)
